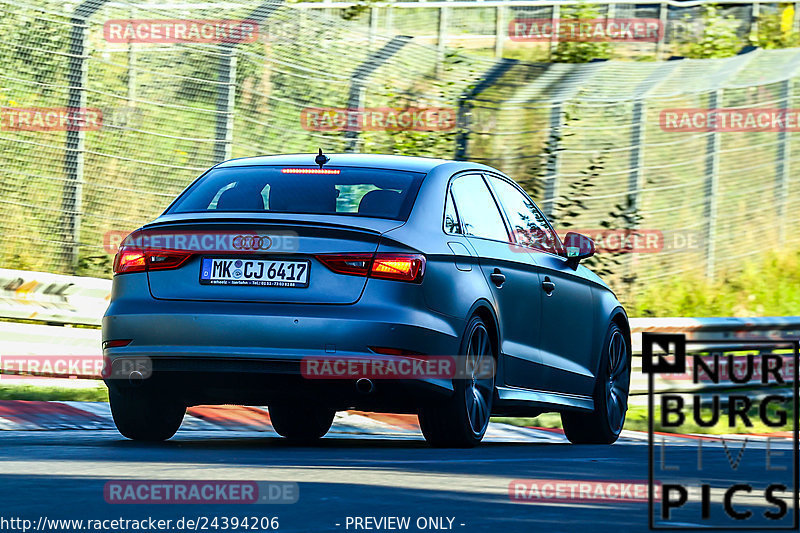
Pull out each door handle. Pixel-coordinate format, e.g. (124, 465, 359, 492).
(490, 269, 506, 287)
(542, 276, 556, 295)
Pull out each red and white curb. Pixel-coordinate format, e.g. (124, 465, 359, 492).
(0, 401, 792, 447)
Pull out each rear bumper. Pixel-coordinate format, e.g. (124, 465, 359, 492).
(103, 282, 465, 410)
(104, 355, 454, 411)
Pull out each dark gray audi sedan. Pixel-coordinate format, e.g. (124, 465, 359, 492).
(103, 153, 631, 447)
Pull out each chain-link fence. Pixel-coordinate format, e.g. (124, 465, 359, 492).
(298, 0, 799, 60)
(1, 0, 799, 309)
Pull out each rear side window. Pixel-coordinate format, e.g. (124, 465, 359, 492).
(488, 176, 560, 255)
(166, 166, 426, 221)
(449, 174, 509, 242)
(443, 191, 462, 234)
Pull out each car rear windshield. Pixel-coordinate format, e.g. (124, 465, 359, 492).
(166, 166, 426, 221)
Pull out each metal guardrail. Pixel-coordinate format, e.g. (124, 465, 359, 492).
(0, 268, 110, 326)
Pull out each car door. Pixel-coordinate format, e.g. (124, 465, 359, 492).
(486, 175, 595, 396)
(448, 173, 544, 389)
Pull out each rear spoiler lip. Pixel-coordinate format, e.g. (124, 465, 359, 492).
(142, 213, 405, 236)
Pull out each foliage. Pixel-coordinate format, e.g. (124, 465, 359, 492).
(340, 0, 380, 22)
(755, 9, 800, 49)
(495, 399, 793, 434)
(550, 2, 612, 63)
(0, 384, 108, 402)
(633, 247, 800, 317)
(679, 4, 743, 59)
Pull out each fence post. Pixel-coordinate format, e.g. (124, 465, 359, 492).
(656, 3, 667, 60)
(213, 1, 284, 164)
(127, 7, 137, 103)
(549, 4, 560, 60)
(542, 103, 564, 220)
(369, 7, 378, 49)
(437, 6, 449, 76)
(627, 62, 680, 216)
(495, 5, 506, 58)
(454, 58, 518, 161)
(777, 78, 792, 247)
(213, 46, 237, 163)
(750, 1, 760, 40)
(344, 36, 413, 153)
(628, 101, 646, 215)
(704, 89, 722, 280)
(795, 2, 800, 33)
(63, 0, 110, 273)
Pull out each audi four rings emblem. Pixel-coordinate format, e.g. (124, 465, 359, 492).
(231, 235, 273, 250)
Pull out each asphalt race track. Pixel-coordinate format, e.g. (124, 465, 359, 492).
(0, 417, 794, 533)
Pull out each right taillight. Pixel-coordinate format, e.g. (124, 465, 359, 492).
(316, 253, 425, 283)
(371, 254, 425, 282)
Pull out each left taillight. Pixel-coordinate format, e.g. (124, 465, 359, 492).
(316, 253, 426, 283)
(113, 249, 192, 275)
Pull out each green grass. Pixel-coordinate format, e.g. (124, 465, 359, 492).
(0, 384, 108, 402)
(494, 399, 794, 435)
(630, 248, 800, 317)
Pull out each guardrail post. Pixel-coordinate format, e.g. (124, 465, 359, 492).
(344, 36, 413, 153)
(63, 0, 110, 274)
(777, 78, 792, 247)
(704, 88, 722, 280)
(495, 5, 506, 58)
(213, 1, 284, 164)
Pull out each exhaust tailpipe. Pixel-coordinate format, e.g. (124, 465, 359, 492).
(128, 370, 144, 386)
(355, 378, 374, 394)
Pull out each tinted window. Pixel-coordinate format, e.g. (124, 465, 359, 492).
(489, 176, 560, 254)
(444, 191, 462, 234)
(449, 174, 508, 241)
(167, 166, 425, 221)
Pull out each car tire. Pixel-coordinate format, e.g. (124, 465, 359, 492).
(561, 322, 631, 444)
(109, 388, 185, 442)
(418, 315, 496, 448)
(269, 403, 335, 443)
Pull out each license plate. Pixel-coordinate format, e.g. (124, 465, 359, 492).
(199, 258, 310, 287)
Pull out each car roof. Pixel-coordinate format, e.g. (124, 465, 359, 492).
(214, 153, 452, 174)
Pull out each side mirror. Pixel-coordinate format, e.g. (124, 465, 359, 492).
(563, 231, 595, 269)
